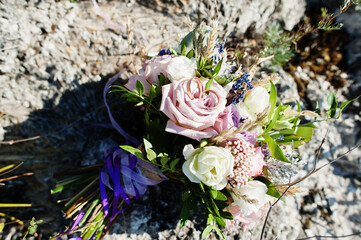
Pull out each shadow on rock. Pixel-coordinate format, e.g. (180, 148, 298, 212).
(1, 75, 181, 238)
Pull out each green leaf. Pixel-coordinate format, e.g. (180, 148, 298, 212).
(144, 109, 150, 126)
(263, 104, 282, 135)
(327, 92, 337, 119)
(159, 74, 166, 86)
(268, 80, 277, 122)
(263, 135, 291, 163)
(315, 101, 320, 120)
(143, 139, 157, 161)
(273, 119, 293, 130)
(199, 182, 206, 192)
(180, 200, 190, 227)
(207, 214, 213, 225)
(210, 190, 227, 201)
(168, 47, 178, 55)
(120, 145, 144, 160)
(202, 225, 213, 239)
(212, 60, 222, 76)
(135, 101, 144, 107)
(214, 216, 226, 227)
(160, 156, 170, 166)
(296, 100, 301, 112)
(136, 80, 144, 96)
(170, 158, 180, 170)
(186, 49, 194, 59)
(219, 210, 233, 220)
(254, 177, 284, 201)
(214, 226, 226, 239)
(292, 127, 313, 148)
(299, 122, 318, 128)
(181, 40, 187, 56)
(182, 190, 191, 201)
(148, 85, 156, 102)
(205, 79, 213, 90)
(202, 69, 214, 78)
(337, 95, 360, 119)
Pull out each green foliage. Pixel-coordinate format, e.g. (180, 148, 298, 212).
(318, 8, 344, 30)
(181, 183, 231, 239)
(326, 92, 360, 120)
(196, 57, 222, 78)
(262, 23, 295, 66)
(318, 0, 361, 30)
(23, 218, 43, 240)
(255, 176, 284, 201)
(263, 135, 291, 163)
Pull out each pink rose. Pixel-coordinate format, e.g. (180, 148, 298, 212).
(125, 55, 173, 95)
(124, 73, 151, 95)
(143, 55, 173, 84)
(248, 147, 265, 177)
(226, 203, 270, 231)
(213, 104, 241, 134)
(160, 77, 227, 141)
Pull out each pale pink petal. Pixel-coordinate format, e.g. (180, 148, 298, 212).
(125, 74, 151, 95)
(165, 120, 218, 141)
(248, 147, 265, 176)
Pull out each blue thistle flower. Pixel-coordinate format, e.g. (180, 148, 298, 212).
(158, 48, 171, 56)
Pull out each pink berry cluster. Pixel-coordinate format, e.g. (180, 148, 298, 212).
(225, 139, 256, 188)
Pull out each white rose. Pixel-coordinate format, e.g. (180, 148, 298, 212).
(230, 180, 272, 216)
(166, 56, 197, 82)
(182, 144, 234, 190)
(237, 87, 270, 121)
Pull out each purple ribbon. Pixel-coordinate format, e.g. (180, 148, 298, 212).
(103, 71, 140, 146)
(57, 212, 85, 240)
(99, 147, 167, 221)
(100, 72, 168, 221)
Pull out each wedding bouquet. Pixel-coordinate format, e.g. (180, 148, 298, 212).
(53, 22, 325, 240)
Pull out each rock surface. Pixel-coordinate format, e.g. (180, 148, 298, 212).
(137, 0, 306, 37)
(0, 0, 360, 240)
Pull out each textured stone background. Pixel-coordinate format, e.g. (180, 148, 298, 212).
(0, 0, 360, 239)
